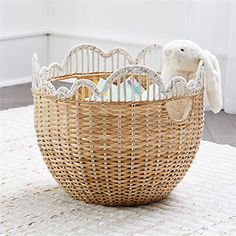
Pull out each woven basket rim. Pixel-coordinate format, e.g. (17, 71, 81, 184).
(32, 44, 205, 102)
(32, 89, 203, 104)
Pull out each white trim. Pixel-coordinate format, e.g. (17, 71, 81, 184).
(0, 31, 147, 46)
(48, 31, 149, 47)
(0, 32, 48, 41)
(0, 31, 229, 58)
(0, 77, 31, 88)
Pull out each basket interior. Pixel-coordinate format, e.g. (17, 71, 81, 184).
(32, 44, 204, 103)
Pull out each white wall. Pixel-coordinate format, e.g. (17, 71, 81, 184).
(0, 1, 48, 37)
(224, 1, 236, 114)
(186, 1, 229, 54)
(47, 1, 188, 45)
(0, 1, 49, 86)
(0, 0, 235, 112)
(0, 0, 190, 86)
(48, 33, 145, 64)
(0, 35, 48, 86)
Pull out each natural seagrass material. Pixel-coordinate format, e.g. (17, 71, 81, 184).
(33, 87, 204, 206)
(32, 44, 205, 206)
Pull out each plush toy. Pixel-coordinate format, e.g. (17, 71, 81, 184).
(162, 40, 222, 116)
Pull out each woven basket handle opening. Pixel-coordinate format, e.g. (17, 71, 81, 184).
(165, 97, 193, 122)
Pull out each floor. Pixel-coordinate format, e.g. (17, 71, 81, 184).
(1, 83, 236, 147)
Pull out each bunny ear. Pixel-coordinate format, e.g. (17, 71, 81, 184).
(200, 50, 222, 113)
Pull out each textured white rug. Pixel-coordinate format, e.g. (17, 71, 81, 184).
(1, 106, 236, 236)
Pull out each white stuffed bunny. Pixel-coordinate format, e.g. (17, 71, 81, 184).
(162, 40, 222, 114)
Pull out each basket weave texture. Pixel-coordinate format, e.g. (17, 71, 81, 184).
(33, 90, 204, 206)
(32, 44, 204, 206)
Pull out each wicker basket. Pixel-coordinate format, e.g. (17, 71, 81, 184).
(32, 44, 204, 206)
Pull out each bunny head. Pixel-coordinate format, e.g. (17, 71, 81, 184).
(162, 40, 222, 113)
(163, 40, 201, 73)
